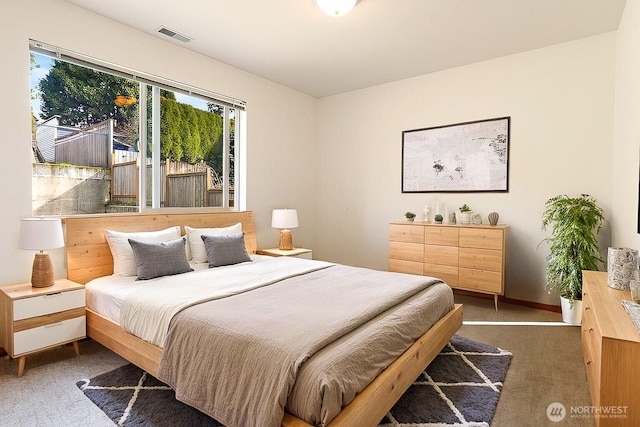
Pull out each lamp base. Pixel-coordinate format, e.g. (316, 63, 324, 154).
(31, 252, 54, 288)
(278, 229, 293, 251)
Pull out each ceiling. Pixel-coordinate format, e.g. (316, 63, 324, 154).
(64, 0, 626, 98)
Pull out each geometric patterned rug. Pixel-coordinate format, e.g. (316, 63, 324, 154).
(77, 335, 511, 427)
(379, 335, 512, 426)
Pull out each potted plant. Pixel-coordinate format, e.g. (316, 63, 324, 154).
(434, 214, 443, 224)
(540, 194, 605, 324)
(405, 211, 416, 222)
(459, 204, 472, 224)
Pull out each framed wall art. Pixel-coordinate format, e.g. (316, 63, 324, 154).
(402, 116, 510, 193)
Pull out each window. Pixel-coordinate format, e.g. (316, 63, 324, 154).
(29, 40, 244, 216)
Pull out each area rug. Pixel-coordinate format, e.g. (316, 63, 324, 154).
(77, 335, 511, 427)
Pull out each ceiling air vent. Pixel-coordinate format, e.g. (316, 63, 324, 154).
(157, 26, 192, 43)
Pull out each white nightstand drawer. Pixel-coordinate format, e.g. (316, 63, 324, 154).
(295, 251, 312, 259)
(13, 289, 85, 321)
(13, 316, 86, 355)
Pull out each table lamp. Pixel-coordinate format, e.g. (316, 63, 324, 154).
(271, 209, 299, 250)
(19, 218, 65, 288)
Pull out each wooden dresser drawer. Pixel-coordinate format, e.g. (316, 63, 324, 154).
(13, 289, 85, 321)
(13, 315, 86, 356)
(459, 268, 502, 293)
(424, 264, 458, 286)
(425, 245, 458, 266)
(389, 224, 424, 243)
(581, 292, 602, 361)
(459, 248, 502, 271)
(425, 227, 459, 246)
(389, 241, 424, 262)
(459, 228, 503, 250)
(389, 259, 424, 275)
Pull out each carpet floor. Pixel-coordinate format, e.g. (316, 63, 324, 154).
(77, 335, 512, 427)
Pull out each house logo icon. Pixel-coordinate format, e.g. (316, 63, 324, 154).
(547, 402, 566, 422)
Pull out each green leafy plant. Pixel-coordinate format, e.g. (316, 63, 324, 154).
(434, 214, 443, 222)
(405, 211, 416, 220)
(459, 204, 471, 213)
(540, 194, 605, 305)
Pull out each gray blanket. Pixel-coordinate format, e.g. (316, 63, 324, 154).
(157, 263, 443, 427)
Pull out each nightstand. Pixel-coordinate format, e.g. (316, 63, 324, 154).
(257, 248, 313, 259)
(0, 279, 86, 377)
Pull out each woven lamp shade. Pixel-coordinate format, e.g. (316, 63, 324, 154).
(19, 218, 65, 288)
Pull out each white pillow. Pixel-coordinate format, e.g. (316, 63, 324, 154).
(104, 226, 182, 276)
(185, 223, 243, 263)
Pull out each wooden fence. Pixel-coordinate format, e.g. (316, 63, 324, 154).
(111, 159, 232, 207)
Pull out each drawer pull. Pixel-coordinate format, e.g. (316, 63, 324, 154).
(586, 360, 592, 365)
(588, 328, 593, 332)
(585, 306, 591, 310)
(44, 322, 64, 328)
(44, 292, 62, 298)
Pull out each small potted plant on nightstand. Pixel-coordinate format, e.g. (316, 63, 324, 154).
(459, 204, 472, 224)
(434, 214, 443, 224)
(405, 211, 416, 222)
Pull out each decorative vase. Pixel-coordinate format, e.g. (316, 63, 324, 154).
(448, 212, 456, 224)
(607, 247, 638, 290)
(460, 212, 472, 224)
(488, 212, 499, 226)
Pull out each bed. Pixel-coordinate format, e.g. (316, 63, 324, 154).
(64, 211, 462, 427)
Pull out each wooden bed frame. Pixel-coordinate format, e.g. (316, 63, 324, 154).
(64, 210, 462, 427)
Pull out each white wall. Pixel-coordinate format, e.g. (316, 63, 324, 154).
(0, 0, 624, 307)
(316, 34, 616, 305)
(612, 0, 640, 251)
(0, 0, 318, 285)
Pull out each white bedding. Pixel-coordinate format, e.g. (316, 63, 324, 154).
(85, 261, 210, 324)
(85, 255, 334, 347)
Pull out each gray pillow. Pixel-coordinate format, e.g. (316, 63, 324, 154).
(128, 237, 193, 280)
(201, 233, 252, 268)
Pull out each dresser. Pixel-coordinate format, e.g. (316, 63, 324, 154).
(389, 221, 507, 310)
(0, 279, 86, 377)
(581, 271, 640, 426)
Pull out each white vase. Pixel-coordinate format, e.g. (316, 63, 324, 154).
(607, 247, 638, 290)
(460, 212, 472, 224)
(560, 297, 582, 325)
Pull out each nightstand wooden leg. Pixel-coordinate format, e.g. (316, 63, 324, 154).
(494, 295, 499, 311)
(18, 356, 26, 377)
(73, 341, 80, 357)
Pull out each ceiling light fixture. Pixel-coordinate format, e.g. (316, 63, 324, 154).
(315, 0, 360, 17)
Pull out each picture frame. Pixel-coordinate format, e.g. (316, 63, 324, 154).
(402, 117, 510, 193)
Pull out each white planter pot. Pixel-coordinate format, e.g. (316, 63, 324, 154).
(560, 296, 582, 325)
(460, 212, 472, 224)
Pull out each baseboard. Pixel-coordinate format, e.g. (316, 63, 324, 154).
(453, 289, 561, 313)
(499, 296, 561, 313)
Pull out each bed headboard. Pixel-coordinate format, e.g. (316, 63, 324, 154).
(64, 210, 257, 284)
